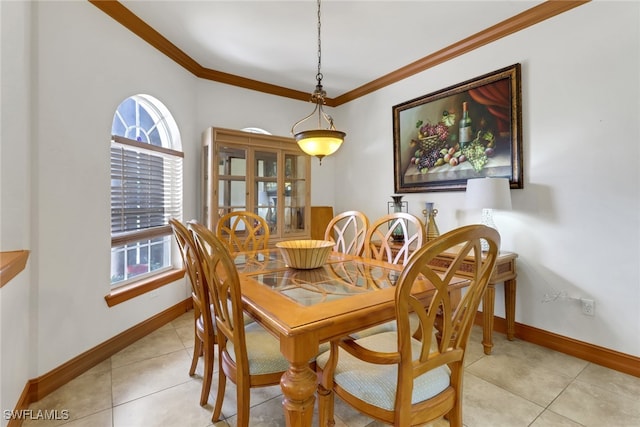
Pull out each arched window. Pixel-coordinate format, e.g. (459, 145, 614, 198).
(110, 94, 183, 287)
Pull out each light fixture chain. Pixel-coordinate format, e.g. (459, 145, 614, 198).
(316, 0, 322, 83)
(291, 0, 345, 163)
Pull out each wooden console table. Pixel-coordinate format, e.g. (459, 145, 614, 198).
(428, 250, 518, 354)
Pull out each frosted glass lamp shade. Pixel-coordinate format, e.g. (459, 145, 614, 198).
(294, 130, 345, 161)
(465, 178, 512, 210)
(290, 0, 346, 164)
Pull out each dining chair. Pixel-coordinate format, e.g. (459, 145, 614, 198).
(169, 218, 216, 406)
(355, 212, 427, 339)
(216, 210, 270, 253)
(363, 212, 426, 265)
(324, 210, 370, 256)
(188, 221, 291, 426)
(316, 225, 500, 427)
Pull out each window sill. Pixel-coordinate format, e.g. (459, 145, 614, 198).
(105, 268, 185, 307)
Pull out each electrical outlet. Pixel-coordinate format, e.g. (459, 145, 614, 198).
(581, 299, 595, 316)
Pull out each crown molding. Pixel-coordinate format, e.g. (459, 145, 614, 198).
(333, 0, 589, 106)
(89, 0, 589, 107)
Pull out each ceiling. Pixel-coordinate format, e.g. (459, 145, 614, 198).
(96, 1, 584, 105)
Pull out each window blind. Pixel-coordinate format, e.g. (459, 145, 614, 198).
(110, 135, 183, 246)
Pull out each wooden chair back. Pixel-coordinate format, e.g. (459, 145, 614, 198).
(169, 218, 212, 337)
(190, 221, 252, 372)
(324, 210, 370, 256)
(392, 225, 499, 423)
(189, 220, 287, 425)
(364, 212, 426, 264)
(216, 210, 270, 252)
(318, 224, 500, 426)
(169, 218, 215, 405)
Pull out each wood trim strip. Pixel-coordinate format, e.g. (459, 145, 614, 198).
(9, 298, 193, 426)
(0, 250, 30, 288)
(89, 1, 589, 106)
(17, 298, 193, 410)
(88, 0, 201, 74)
(104, 268, 185, 307)
(88, 0, 311, 102)
(475, 313, 640, 378)
(332, 0, 589, 106)
(5, 302, 633, 426)
(196, 67, 312, 103)
(7, 380, 33, 427)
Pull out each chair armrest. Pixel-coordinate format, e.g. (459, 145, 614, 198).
(338, 337, 400, 365)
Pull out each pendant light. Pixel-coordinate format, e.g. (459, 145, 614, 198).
(291, 0, 346, 164)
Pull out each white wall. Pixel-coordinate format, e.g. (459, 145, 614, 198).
(1, 1, 638, 419)
(31, 1, 198, 377)
(193, 80, 339, 215)
(0, 1, 33, 424)
(332, 1, 640, 356)
(1, 2, 339, 417)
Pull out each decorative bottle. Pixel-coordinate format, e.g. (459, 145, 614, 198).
(389, 195, 406, 241)
(422, 202, 440, 241)
(459, 101, 473, 148)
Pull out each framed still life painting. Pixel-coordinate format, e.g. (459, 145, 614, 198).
(393, 63, 523, 192)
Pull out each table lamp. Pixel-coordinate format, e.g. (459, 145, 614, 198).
(465, 177, 512, 250)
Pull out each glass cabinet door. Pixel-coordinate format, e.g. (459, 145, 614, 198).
(204, 127, 311, 243)
(254, 150, 278, 233)
(283, 152, 307, 236)
(217, 145, 247, 217)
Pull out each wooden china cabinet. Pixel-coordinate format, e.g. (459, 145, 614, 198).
(202, 127, 311, 245)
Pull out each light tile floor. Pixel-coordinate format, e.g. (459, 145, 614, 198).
(24, 310, 640, 427)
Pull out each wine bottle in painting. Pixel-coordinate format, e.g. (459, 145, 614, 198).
(459, 101, 473, 147)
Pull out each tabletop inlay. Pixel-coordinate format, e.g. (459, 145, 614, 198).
(233, 249, 347, 273)
(245, 260, 401, 305)
(230, 246, 517, 427)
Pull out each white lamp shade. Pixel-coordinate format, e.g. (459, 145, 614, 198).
(465, 177, 512, 210)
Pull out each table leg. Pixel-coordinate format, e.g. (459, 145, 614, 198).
(504, 278, 516, 340)
(482, 283, 496, 355)
(280, 364, 316, 427)
(279, 336, 318, 427)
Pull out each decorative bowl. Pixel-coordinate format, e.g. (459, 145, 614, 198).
(276, 240, 334, 269)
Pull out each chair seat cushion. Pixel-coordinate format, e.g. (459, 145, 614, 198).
(316, 331, 451, 411)
(228, 322, 291, 375)
(349, 312, 420, 339)
(197, 304, 254, 334)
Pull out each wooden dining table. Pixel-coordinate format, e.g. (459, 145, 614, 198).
(232, 248, 471, 427)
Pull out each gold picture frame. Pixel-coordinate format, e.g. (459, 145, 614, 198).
(393, 63, 523, 192)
